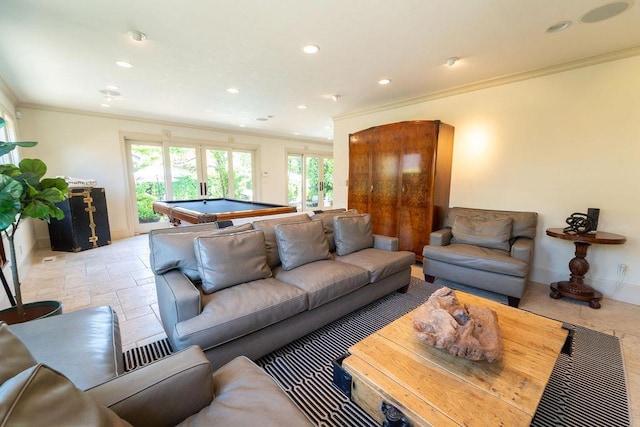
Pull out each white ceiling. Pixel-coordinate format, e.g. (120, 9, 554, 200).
(1, 0, 639, 142)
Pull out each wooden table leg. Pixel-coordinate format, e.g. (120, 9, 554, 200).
(549, 241, 602, 309)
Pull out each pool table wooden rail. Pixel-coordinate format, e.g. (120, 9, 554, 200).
(152, 198, 297, 225)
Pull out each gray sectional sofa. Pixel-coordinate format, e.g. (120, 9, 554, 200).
(149, 209, 416, 369)
(2, 306, 312, 426)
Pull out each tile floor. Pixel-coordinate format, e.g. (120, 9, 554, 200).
(17, 234, 640, 424)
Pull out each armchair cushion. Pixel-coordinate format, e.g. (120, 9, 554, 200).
(275, 220, 331, 270)
(423, 244, 528, 277)
(195, 230, 271, 294)
(334, 214, 374, 256)
(451, 216, 512, 251)
(0, 364, 129, 426)
(0, 322, 36, 384)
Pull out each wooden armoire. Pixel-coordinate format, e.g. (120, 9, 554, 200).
(348, 120, 454, 260)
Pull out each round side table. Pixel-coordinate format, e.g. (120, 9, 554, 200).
(546, 228, 626, 309)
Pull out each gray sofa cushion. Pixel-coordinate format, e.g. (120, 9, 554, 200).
(252, 214, 312, 268)
(423, 243, 528, 277)
(311, 208, 358, 252)
(274, 260, 369, 309)
(149, 223, 253, 280)
(450, 216, 512, 251)
(334, 214, 374, 256)
(0, 322, 37, 385)
(275, 220, 331, 271)
(174, 278, 308, 350)
(0, 364, 130, 426)
(336, 248, 415, 283)
(181, 356, 313, 426)
(194, 230, 271, 294)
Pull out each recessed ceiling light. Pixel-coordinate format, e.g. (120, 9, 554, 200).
(127, 30, 147, 42)
(446, 57, 459, 66)
(546, 21, 572, 33)
(297, 104, 307, 109)
(239, 124, 246, 127)
(294, 132, 300, 135)
(116, 60, 133, 68)
(100, 103, 111, 108)
(105, 84, 120, 91)
(227, 87, 239, 94)
(581, 1, 630, 23)
(378, 79, 391, 85)
(330, 94, 340, 101)
(99, 89, 121, 97)
(256, 117, 268, 121)
(302, 45, 320, 54)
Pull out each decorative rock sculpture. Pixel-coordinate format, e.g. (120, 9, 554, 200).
(412, 287, 504, 362)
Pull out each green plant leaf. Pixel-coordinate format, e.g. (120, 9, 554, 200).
(19, 158, 47, 178)
(0, 175, 23, 231)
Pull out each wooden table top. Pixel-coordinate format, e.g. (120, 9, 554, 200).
(343, 291, 568, 426)
(546, 228, 626, 245)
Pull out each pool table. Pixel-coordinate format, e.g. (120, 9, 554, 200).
(152, 198, 297, 225)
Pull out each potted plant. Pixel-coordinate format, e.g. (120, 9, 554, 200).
(0, 117, 68, 323)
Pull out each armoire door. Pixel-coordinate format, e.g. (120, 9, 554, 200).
(370, 124, 402, 237)
(347, 128, 374, 215)
(397, 122, 437, 254)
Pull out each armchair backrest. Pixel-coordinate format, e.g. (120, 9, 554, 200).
(444, 207, 538, 239)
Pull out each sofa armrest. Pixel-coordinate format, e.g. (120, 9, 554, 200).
(510, 237, 534, 263)
(373, 234, 398, 251)
(87, 346, 212, 427)
(429, 228, 452, 246)
(155, 270, 201, 332)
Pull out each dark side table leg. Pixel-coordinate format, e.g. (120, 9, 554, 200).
(549, 241, 602, 309)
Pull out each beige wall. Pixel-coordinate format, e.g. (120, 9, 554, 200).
(15, 108, 332, 241)
(334, 55, 640, 305)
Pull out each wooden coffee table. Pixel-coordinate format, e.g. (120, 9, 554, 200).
(341, 291, 569, 426)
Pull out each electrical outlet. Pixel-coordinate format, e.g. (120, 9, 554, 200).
(617, 263, 628, 276)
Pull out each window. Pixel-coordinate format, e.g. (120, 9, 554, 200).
(287, 152, 333, 211)
(125, 137, 256, 233)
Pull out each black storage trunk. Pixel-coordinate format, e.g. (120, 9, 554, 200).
(48, 187, 112, 252)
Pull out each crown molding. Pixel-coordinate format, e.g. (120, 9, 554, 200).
(0, 75, 19, 110)
(334, 46, 640, 122)
(15, 102, 334, 146)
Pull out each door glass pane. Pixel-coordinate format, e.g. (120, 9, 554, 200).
(287, 154, 303, 210)
(131, 144, 166, 224)
(232, 151, 253, 200)
(169, 146, 198, 199)
(323, 157, 334, 208)
(305, 156, 319, 208)
(206, 149, 229, 198)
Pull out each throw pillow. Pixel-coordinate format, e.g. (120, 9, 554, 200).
(0, 364, 130, 426)
(451, 216, 513, 251)
(311, 209, 358, 252)
(149, 223, 253, 280)
(274, 220, 331, 271)
(0, 322, 37, 385)
(333, 214, 374, 256)
(252, 214, 312, 268)
(194, 230, 272, 294)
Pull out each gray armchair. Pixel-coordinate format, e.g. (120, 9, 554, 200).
(422, 207, 538, 307)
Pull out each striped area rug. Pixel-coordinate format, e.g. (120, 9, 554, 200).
(255, 278, 631, 427)
(124, 278, 630, 426)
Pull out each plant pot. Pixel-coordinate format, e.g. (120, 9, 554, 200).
(0, 300, 63, 324)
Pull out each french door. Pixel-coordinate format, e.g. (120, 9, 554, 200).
(126, 138, 255, 233)
(287, 153, 334, 212)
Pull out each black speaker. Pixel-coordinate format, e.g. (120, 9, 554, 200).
(587, 208, 600, 231)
